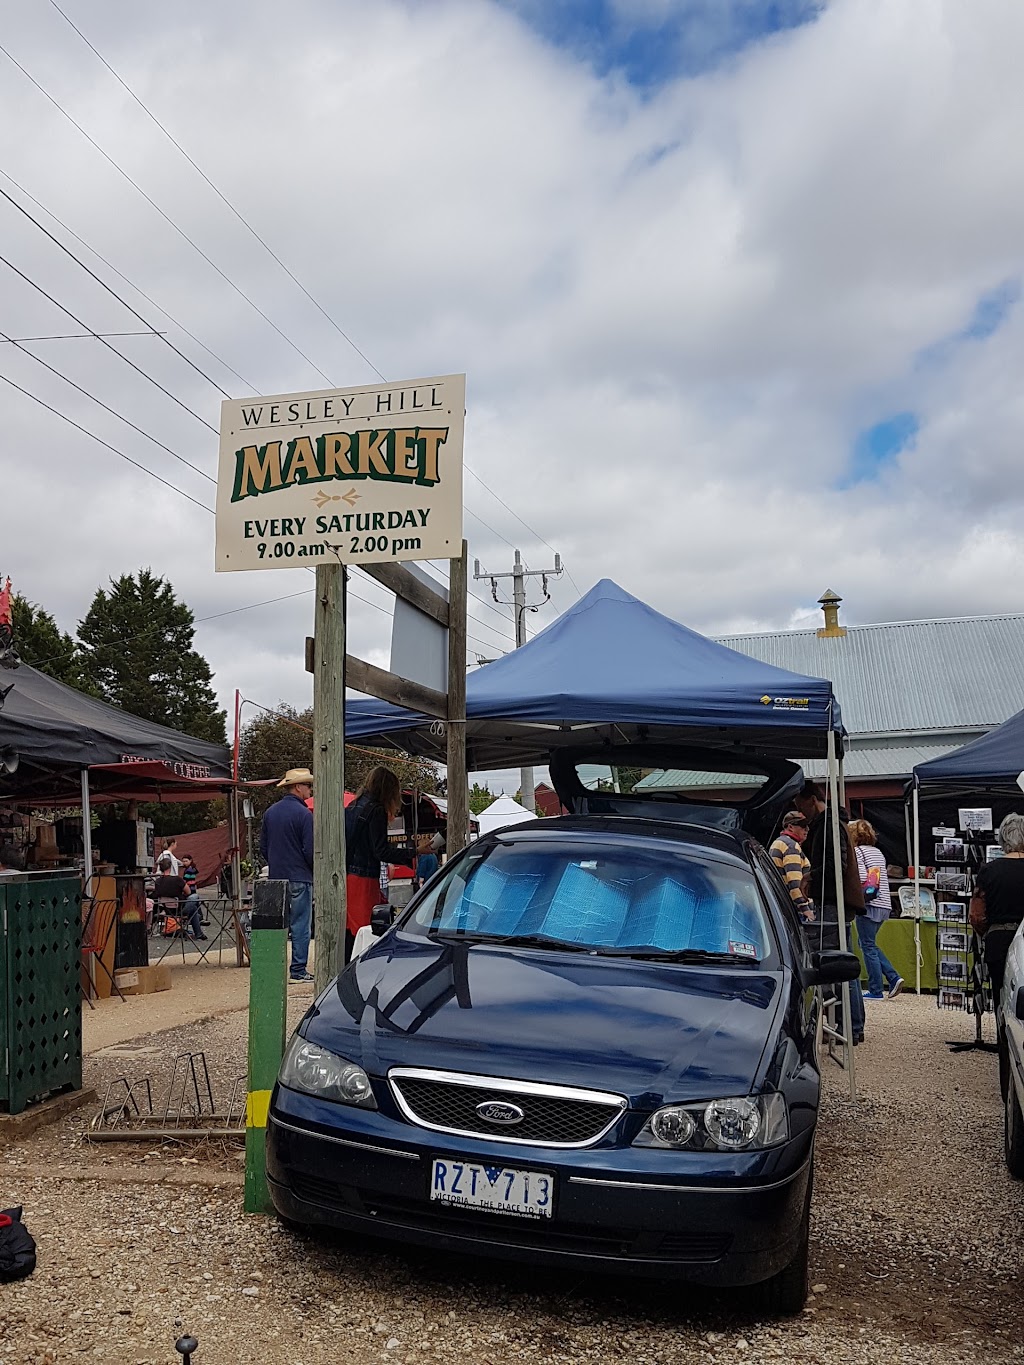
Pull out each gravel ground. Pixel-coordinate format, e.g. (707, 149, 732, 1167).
(2, 993, 1021, 1364)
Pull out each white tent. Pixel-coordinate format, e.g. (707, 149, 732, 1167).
(476, 795, 536, 837)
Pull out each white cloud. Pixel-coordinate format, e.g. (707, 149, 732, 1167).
(2, 0, 1024, 773)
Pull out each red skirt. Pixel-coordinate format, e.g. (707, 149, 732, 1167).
(346, 874, 381, 935)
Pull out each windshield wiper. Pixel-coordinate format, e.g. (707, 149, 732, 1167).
(594, 947, 759, 964)
(427, 931, 589, 952)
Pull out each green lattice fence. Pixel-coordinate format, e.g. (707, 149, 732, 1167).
(0, 873, 83, 1114)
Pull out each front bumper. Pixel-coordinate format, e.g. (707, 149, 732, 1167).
(266, 1087, 813, 1285)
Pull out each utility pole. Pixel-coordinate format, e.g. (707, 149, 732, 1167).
(475, 549, 562, 812)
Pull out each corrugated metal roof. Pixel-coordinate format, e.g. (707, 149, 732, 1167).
(634, 769, 763, 791)
(715, 614, 1024, 735)
(803, 739, 978, 779)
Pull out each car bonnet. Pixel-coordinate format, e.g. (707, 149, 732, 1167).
(305, 935, 785, 1107)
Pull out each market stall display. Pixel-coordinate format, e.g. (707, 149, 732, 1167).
(912, 714, 1024, 1047)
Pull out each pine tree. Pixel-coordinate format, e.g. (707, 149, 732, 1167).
(78, 569, 226, 743)
(11, 592, 95, 691)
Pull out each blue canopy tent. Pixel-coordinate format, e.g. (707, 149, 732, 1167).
(348, 579, 856, 1088)
(347, 579, 843, 768)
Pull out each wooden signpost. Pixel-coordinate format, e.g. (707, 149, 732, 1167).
(221, 376, 469, 1217)
(218, 374, 467, 1209)
(304, 546, 469, 996)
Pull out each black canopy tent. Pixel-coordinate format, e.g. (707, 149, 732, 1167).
(0, 663, 235, 890)
(912, 704, 1024, 794)
(905, 705, 1024, 994)
(0, 663, 231, 788)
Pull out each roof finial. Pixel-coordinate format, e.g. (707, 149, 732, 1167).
(817, 589, 846, 638)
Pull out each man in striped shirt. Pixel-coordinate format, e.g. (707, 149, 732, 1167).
(770, 811, 815, 922)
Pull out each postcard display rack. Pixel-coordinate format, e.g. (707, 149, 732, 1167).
(933, 809, 997, 1042)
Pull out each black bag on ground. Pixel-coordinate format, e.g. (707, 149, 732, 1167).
(0, 1206, 37, 1281)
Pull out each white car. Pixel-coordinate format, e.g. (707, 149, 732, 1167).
(998, 922, 1024, 1177)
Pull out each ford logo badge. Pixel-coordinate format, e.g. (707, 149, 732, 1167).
(475, 1100, 525, 1126)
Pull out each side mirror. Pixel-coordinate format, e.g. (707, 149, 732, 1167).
(807, 950, 861, 988)
(370, 903, 394, 937)
(1015, 986, 1024, 1023)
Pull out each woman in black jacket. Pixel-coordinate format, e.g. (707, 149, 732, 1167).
(344, 766, 402, 961)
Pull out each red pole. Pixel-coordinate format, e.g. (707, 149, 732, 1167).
(233, 689, 242, 782)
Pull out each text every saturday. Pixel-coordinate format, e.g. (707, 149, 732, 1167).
(243, 509, 431, 539)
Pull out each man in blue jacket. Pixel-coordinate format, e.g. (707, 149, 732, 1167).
(259, 767, 314, 983)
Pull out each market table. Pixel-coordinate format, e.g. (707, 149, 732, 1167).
(851, 916, 938, 992)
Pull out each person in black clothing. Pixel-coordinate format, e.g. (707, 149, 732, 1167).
(152, 856, 206, 939)
(344, 767, 402, 963)
(970, 812, 1024, 1004)
(794, 782, 866, 1043)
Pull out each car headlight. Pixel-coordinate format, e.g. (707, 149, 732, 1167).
(279, 1037, 377, 1108)
(634, 1093, 787, 1151)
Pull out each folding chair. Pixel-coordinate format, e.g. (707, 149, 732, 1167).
(81, 894, 127, 1006)
(153, 897, 203, 964)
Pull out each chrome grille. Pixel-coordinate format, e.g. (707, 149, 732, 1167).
(388, 1068, 626, 1147)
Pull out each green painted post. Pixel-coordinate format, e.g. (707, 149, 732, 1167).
(245, 879, 289, 1214)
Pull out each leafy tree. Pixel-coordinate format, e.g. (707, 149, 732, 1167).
(78, 569, 226, 743)
(10, 592, 95, 691)
(468, 782, 495, 816)
(239, 703, 440, 825)
(238, 704, 314, 815)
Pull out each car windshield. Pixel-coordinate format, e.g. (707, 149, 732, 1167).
(401, 837, 774, 963)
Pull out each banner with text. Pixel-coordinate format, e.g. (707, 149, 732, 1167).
(216, 374, 464, 571)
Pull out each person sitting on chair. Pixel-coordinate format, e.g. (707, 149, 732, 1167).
(153, 855, 207, 940)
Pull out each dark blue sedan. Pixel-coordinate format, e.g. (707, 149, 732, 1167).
(266, 817, 858, 1315)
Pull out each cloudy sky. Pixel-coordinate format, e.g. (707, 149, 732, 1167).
(2, 0, 1023, 769)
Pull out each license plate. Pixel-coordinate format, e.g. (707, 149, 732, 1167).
(430, 1158, 553, 1218)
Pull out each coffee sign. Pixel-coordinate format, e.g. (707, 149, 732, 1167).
(216, 374, 464, 571)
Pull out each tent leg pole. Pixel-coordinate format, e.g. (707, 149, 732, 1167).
(80, 767, 93, 894)
(827, 731, 856, 1102)
(229, 790, 243, 967)
(913, 786, 922, 996)
(81, 767, 96, 998)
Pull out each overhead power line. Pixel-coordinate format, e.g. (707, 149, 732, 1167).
(0, 39, 335, 387)
(5, 25, 578, 602)
(0, 329, 163, 342)
(0, 183, 233, 400)
(14, 20, 573, 574)
(0, 248, 219, 435)
(45, 0, 384, 383)
(0, 368, 212, 513)
(0, 327, 215, 488)
(0, 167, 258, 393)
(29, 587, 317, 670)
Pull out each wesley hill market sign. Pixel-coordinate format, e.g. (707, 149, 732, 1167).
(215, 373, 464, 570)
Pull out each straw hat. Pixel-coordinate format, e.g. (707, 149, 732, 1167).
(277, 767, 314, 788)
